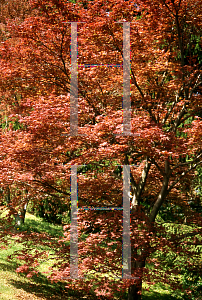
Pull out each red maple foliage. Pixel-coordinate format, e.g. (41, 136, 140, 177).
(0, 0, 201, 299)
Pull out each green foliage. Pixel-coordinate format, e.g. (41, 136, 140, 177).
(142, 282, 178, 299)
(28, 197, 70, 225)
(0, 116, 25, 131)
(184, 34, 202, 66)
(182, 269, 202, 300)
(149, 221, 202, 300)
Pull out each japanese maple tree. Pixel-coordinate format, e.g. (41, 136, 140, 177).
(0, 0, 202, 299)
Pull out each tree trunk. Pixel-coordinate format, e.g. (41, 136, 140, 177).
(128, 281, 142, 300)
(14, 213, 22, 227)
(21, 202, 28, 224)
(14, 203, 28, 226)
(128, 252, 145, 300)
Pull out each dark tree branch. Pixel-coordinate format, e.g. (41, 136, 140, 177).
(168, 160, 202, 193)
(169, 229, 202, 242)
(33, 180, 70, 196)
(148, 157, 164, 176)
(149, 160, 171, 223)
(172, 152, 202, 171)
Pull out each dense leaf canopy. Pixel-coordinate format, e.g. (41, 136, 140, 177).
(0, 0, 201, 299)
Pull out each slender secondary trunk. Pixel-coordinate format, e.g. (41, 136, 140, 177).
(5, 187, 29, 227)
(14, 203, 28, 226)
(14, 213, 22, 227)
(5, 186, 10, 205)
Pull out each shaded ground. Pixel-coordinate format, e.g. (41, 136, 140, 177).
(0, 245, 92, 300)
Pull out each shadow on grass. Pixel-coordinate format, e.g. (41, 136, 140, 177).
(143, 293, 177, 300)
(0, 260, 93, 299)
(10, 275, 74, 300)
(0, 261, 19, 273)
(11, 275, 99, 299)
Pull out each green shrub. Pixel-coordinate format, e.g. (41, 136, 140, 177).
(182, 268, 202, 300)
(28, 197, 70, 225)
